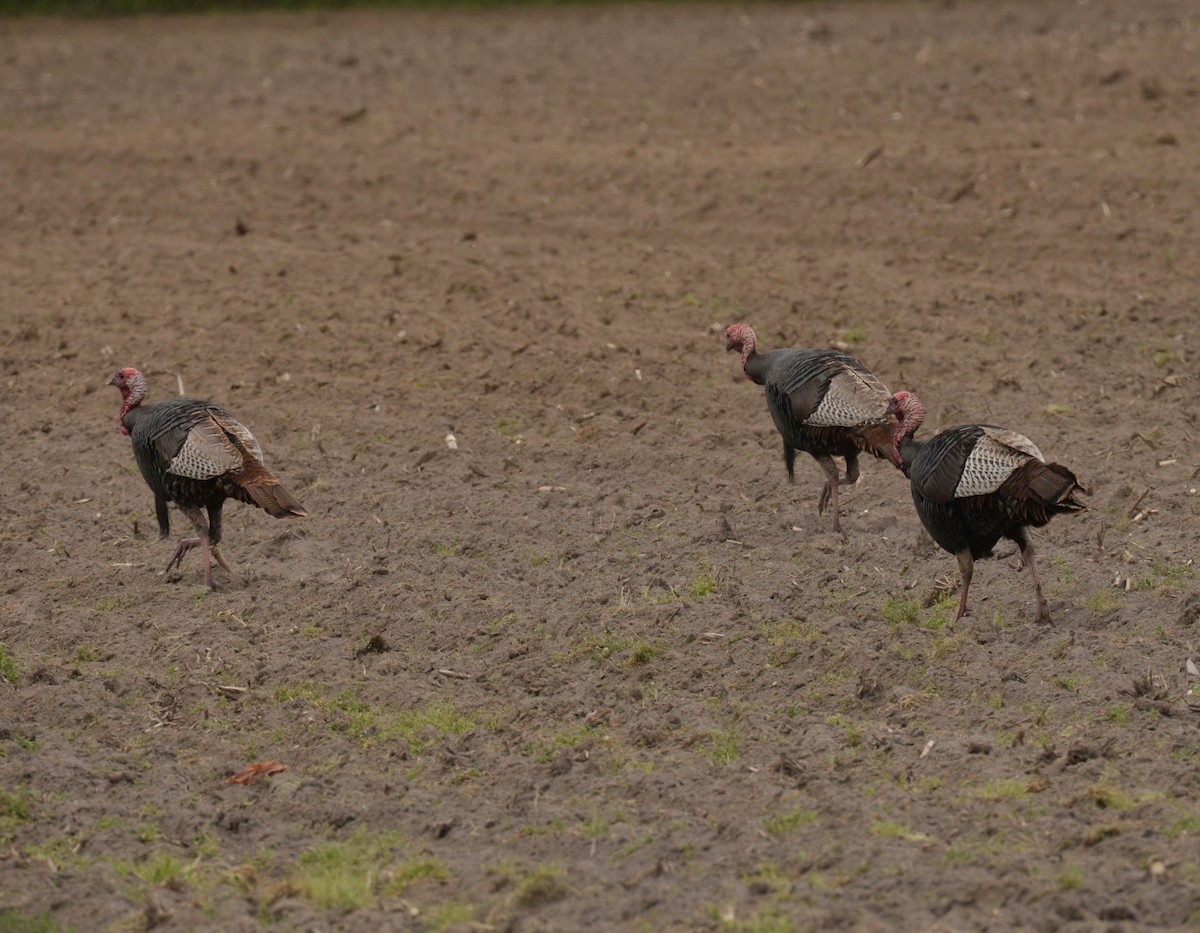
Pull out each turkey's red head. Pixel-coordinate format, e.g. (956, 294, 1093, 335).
(724, 323, 758, 379)
(109, 367, 148, 435)
(887, 390, 926, 461)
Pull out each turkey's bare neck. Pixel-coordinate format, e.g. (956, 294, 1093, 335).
(742, 350, 769, 385)
(896, 434, 923, 477)
(120, 399, 145, 436)
(891, 398, 926, 469)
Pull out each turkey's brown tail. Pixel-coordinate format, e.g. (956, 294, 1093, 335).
(1003, 460, 1087, 526)
(232, 465, 308, 519)
(1025, 462, 1088, 513)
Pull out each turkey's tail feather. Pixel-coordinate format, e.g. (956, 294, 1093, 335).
(249, 481, 308, 519)
(1001, 460, 1087, 526)
(1025, 462, 1088, 513)
(229, 465, 308, 519)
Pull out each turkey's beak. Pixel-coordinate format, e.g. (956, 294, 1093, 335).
(107, 375, 118, 386)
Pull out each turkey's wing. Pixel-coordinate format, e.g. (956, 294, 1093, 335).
(797, 367, 889, 428)
(210, 409, 265, 464)
(159, 411, 247, 480)
(952, 431, 1041, 498)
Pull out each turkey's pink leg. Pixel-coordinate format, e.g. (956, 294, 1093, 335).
(1021, 543, 1052, 625)
(168, 506, 221, 589)
(827, 482, 840, 532)
(955, 550, 974, 621)
(815, 456, 843, 531)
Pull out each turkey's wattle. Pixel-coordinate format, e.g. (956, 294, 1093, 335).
(109, 367, 307, 588)
(725, 322, 899, 532)
(889, 390, 1086, 624)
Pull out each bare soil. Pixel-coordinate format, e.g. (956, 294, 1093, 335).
(2, 1, 1199, 930)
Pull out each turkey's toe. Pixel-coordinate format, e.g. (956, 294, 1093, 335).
(165, 537, 202, 573)
(212, 548, 234, 575)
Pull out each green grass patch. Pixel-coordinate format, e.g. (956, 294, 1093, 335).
(579, 808, 623, 838)
(614, 834, 651, 859)
(686, 573, 718, 600)
(703, 730, 741, 765)
(424, 901, 475, 931)
(1085, 781, 1136, 811)
(825, 714, 863, 749)
(0, 644, 19, 685)
(0, 909, 69, 933)
(1167, 810, 1200, 839)
(133, 851, 187, 885)
(1135, 558, 1195, 592)
(136, 820, 160, 843)
(976, 777, 1038, 800)
(0, 786, 33, 842)
(627, 640, 663, 666)
(1057, 862, 1084, 890)
(524, 722, 599, 763)
(273, 684, 475, 753)
(762, 807, 817, 834)
(589, 627, 632, 663)
(1084, 590, 1118, 611)
(290, 835, 387, 910)
(882, 596, 920, 626)
(742, 861, 790, 898)
(513, 864, 569, 908)
(760, 618, 821, 643)
(74, 644, 101, 663)
(94, 595, 134, 612)
(944, 834, 1008, 867)
(495, 416, 522, 437)
(22, 835, 91, 874)
(716, 907, 794, 933)
(870, 818, 934, 843)
(1105, 703, 1132, 725)
(380, 857, 449, 894)
(288, 828, 436, 911)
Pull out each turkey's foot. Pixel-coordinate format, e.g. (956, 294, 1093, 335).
(165, 535, 218, 589)
(165, 536, 202, 573)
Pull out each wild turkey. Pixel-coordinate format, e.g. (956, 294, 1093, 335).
(888, 390, 1086, 624)
(724, 322, 899, 532)
(108, 367, 307, 588)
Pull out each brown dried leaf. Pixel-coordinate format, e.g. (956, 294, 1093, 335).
(226, 760, 287, 785)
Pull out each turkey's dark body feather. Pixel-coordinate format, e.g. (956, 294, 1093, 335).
(111, 368, 305, 589)
(125, 398, 244, 541)
(746, 347, 895, 467)
(122, 396, 304, 549)
(897, 422, 1085, 623)
(900, 424, 1084, 560)
(738, 344, 897, 531)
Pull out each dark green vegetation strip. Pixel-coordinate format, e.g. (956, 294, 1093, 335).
(1, 0, 724, 15)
